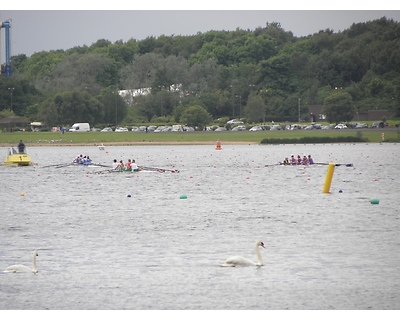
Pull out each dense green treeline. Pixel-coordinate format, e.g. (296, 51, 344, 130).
(1, 17, 400, 129)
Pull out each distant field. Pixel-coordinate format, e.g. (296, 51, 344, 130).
(0, 128, 399, 146)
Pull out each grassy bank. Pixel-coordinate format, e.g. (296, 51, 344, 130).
(1, 128, 399, 146)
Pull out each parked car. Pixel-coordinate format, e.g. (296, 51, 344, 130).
(270, 125, 281, 131)
(226, 119, 244, 125)
(355, 123, 368, 129)
(154, 126, 165, 132)
(214, 126, 226, 131)
(334, 124, 348, 129)
(231, 125, 247, 131)
(249, 126, 264, 132)
(115, 127, 128, 132)
(286, 124, 301, 130)
(100, 127, 113, 132)
(304, 123, 322, 130)
(371, 122, 385, 128)
(161, 126, 172, 132)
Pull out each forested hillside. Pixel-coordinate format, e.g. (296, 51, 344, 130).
(1, 17, 399, 128)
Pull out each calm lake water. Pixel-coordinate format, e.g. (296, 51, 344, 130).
(0, 143, 399, 310)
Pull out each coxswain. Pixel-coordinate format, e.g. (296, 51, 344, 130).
(283, 157, 290, 165)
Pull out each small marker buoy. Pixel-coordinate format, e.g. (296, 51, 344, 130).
(370, 198, 379, 204)
(127, 194, 132, 198)
(180, 194, 187, 199)
(20, 193, 25, 196)
(339, 189, 343, 193)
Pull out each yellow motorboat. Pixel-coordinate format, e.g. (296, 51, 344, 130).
(4, 147, 31, 166)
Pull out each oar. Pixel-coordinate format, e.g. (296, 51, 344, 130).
(265, 163, 284, 167)
(139, 166, 179, 173)
(55, 163, 75, 168)
(315, 162, 353, 167)
(93, 169, 114, 174)
(42, 163, 71, 168)
(91, 163, 112, 168)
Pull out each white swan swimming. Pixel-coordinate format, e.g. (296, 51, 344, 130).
(221, 240, 265, 267)
(4, 249, 39, 273)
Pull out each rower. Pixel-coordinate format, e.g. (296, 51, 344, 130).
(125, 159, 132, 171)
(131, 159, 139, 172)
(112, 159, 119, 170)
(290, 154, 296, 165)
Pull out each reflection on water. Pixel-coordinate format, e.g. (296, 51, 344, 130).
(0, 143, 399, 309)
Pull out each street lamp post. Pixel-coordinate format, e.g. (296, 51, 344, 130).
(115, 91, 118, 128)
(236, 95, 242, 118)
(232, 90, 235, 118)
(298, 98, 301, 123)
(8, 87, 14, 112)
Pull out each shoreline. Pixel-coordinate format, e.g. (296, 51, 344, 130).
(1, 141, 259, 147)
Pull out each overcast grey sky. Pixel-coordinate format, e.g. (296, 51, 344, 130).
(1, 2, 400, 63)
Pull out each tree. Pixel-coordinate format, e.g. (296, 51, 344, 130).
(39, 90, 105, 127)
(97, 89, 128, 125)
(243, 92, 265, 123)
(34, 53, 115, 95)
(322, 91, 356, 123)
(179, 105, 212, 130)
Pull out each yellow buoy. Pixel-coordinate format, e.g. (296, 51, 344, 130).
(20, 193, 25, 196)
(322, 162, 335, 193)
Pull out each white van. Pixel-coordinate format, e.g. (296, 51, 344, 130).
(69, 123, 90, 132)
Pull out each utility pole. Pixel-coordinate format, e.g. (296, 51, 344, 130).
(8, 87, 14, 111)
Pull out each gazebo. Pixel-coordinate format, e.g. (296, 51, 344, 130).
(0, 116, 30, 131)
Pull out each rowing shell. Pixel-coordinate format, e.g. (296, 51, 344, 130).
(265, 162, 353, 167)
